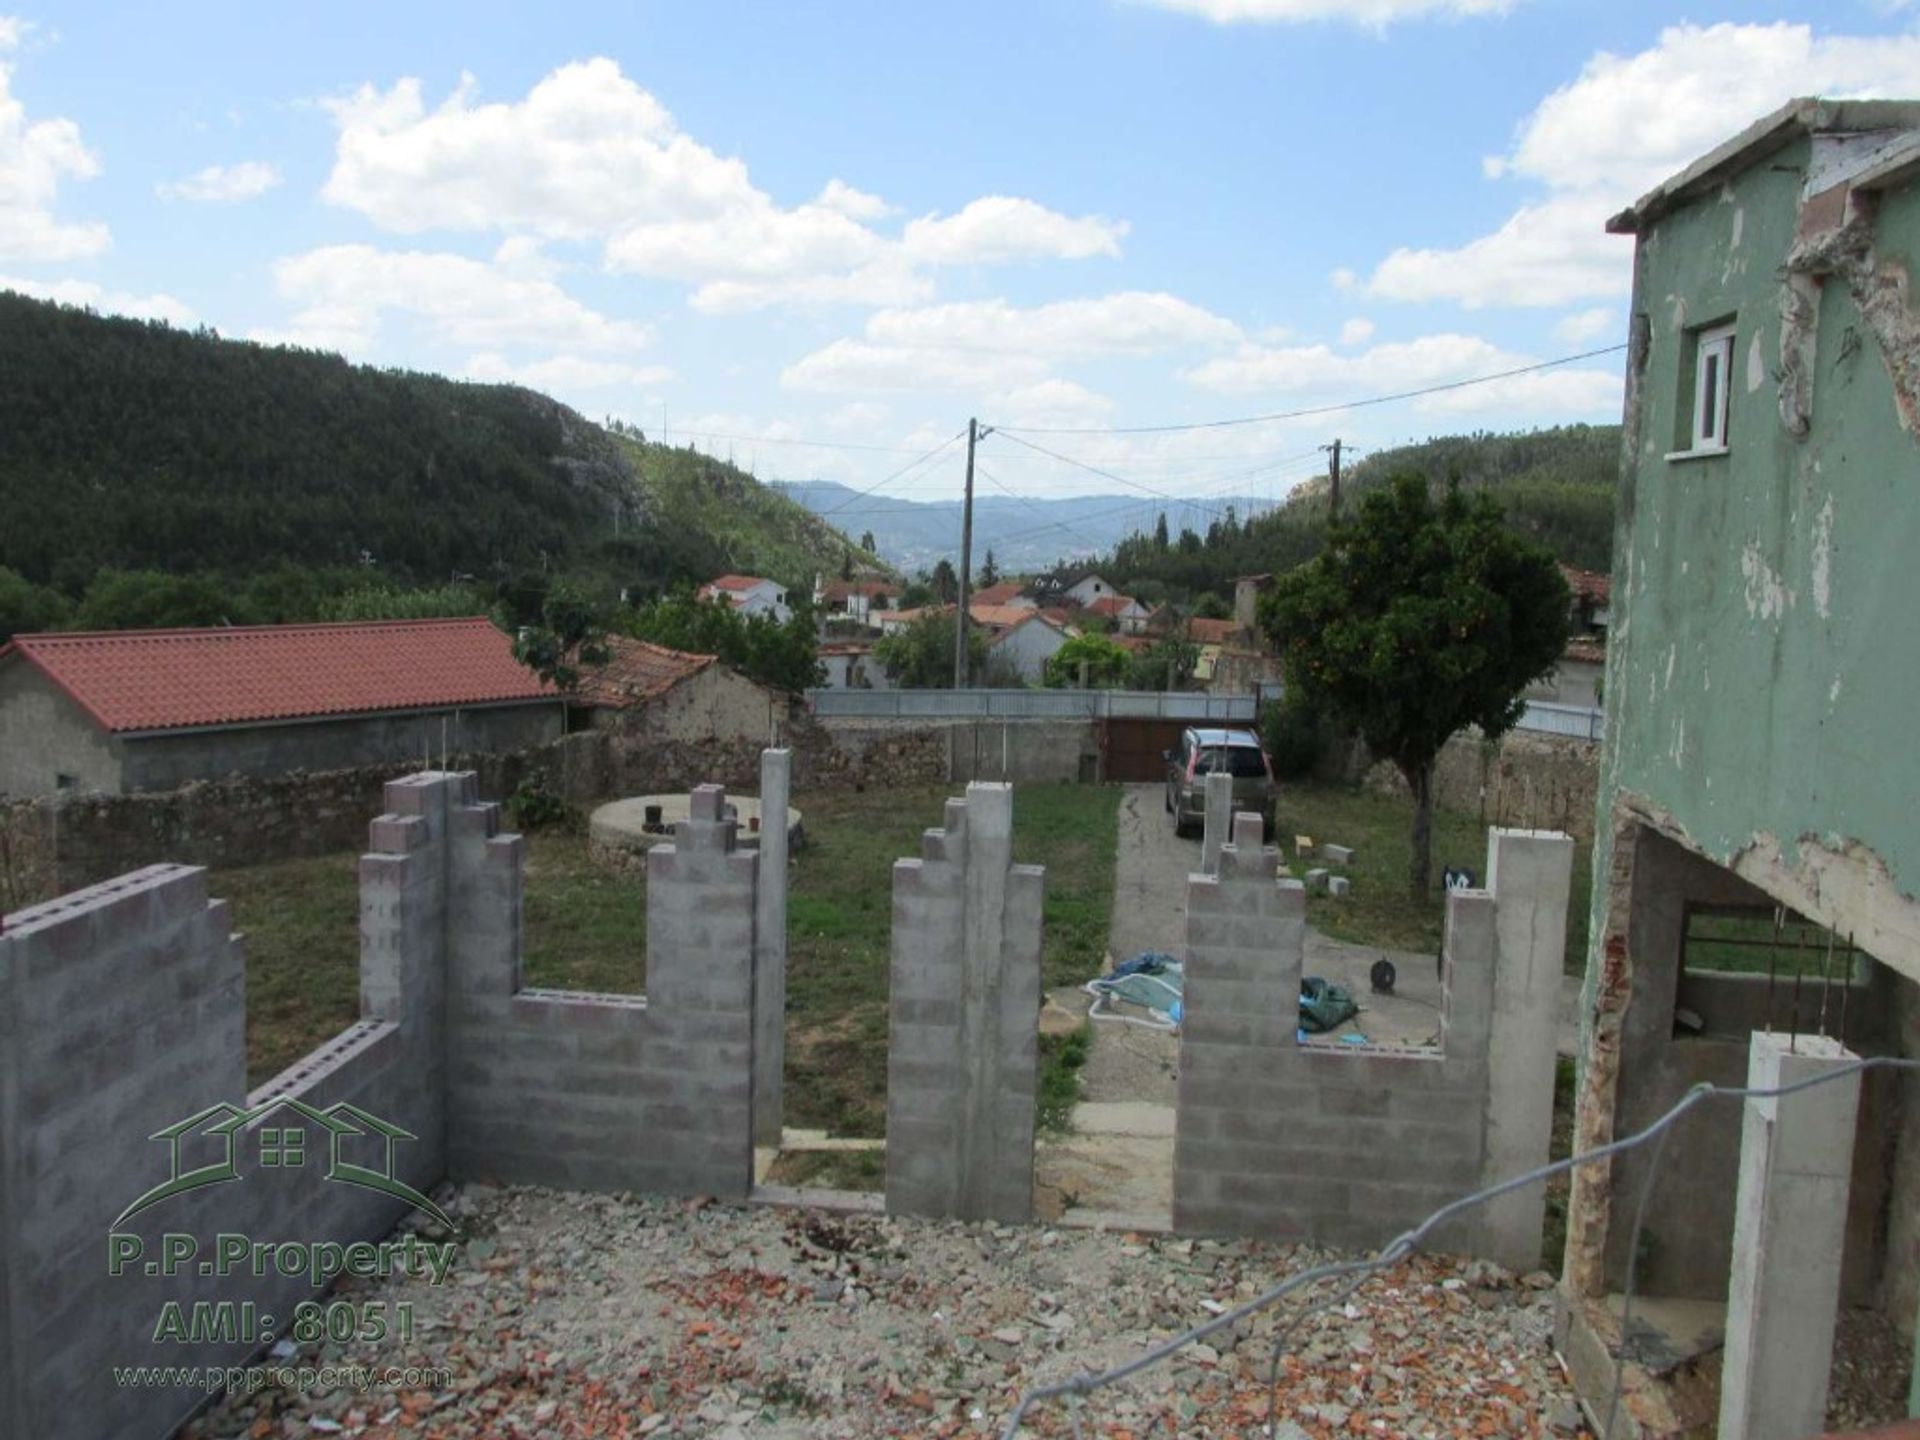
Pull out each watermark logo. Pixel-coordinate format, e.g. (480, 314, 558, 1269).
(113, 1095, 453, 1231)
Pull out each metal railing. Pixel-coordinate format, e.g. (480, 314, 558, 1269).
(804, 688, 1258, 722)
(1514, 700, 1606, 741)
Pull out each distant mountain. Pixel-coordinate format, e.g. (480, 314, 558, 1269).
(0, 291, 867, 600)
(775, 480, 1275, 575)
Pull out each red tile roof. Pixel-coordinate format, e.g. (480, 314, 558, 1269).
(0, 618, 554, 734)
(1561, 565, 1611, 606)
(576, 636, 716, 710)
(1562, 638, 1607, 665)
(818, 579, 901, 603)
(970, 581, 1028, 607)
(703, 574, 773, 594)
(1086, 595, 1141, 618)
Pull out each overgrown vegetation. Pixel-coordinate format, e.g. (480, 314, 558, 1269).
(1265, 476, 1570, 897)
(1080, 423, 1618, 615)
(0, 291, 867, 637)
(621, 591, 826, 692)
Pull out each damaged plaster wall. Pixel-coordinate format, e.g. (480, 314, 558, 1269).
(1572, 118, 1920, 1338)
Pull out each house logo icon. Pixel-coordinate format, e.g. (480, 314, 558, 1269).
(112, 1095, 453, 1231)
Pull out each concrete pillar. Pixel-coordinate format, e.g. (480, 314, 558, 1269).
(1201, 769, 1232, 873)
(1718, 1032, 1862, 1440)
(752, 749, 791, 1148)
(1479, 828, 1574, 1272)
(886, 783, 1044, 1222)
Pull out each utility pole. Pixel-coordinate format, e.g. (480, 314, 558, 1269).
(1322, 438, 1344, 520)
(953, 417, 991, 687)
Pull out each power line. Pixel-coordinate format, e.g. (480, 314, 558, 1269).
(666, 427, 939, 455)
(996, 1055, 1918, 1440)
(810, 429, 968, 522)
(986, 343, 1629, 436)
(989, 430, 1281, 526)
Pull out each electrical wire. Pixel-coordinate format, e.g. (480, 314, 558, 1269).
(809, 429, 968, 521)
(987, 344, 1630, 436)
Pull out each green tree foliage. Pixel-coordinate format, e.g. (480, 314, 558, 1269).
(1091, 424, 1618, 613)
(317, 582, 493, 622)
(72, 570, 240, 630)
(860, 530, 876, 552)
(929, 559, 958, 603)
(1261, 474, 1569, 897)
(979, 549, 1000, 587)
(1044, 632, 1133, 689)
(0, 292, 872, 614)
(1260, 690, 1334, 781)
(873, 612, 983, 689)
(1125, 638, 1197, 692)
(0, 566, 70, 642)
(512, 581, 612, 693)
(622, 592, 824, 693)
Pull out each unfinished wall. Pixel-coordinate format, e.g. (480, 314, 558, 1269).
(1175, 816, 1572, 1264)
(446, 780, 760, 1198)
(886, 782, 1046, 1223)
(1584, 821, 1899, 1306)
(0, 767, 775, 1440)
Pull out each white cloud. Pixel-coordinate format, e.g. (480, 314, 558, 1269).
(252, 245, 653, 357)
(0, 21, 109, 261)
(987, 378, 1115, 430)
(782, 337, 1051, 394)
(156, 160, 281, 203)
(901, 197, 1126, 265)
(782, 291, 1236, 397)
(864, 292, 1239, 357)
(321, 60, 1120, 311)
(1359, 22, 1920, 308)
(1553, 306, 1617, 344)
(1186, 331, 1620, 416)
(814, 178, 894, 221)
(0, 273, 195, 326)
(462, 352, 673, 392)
(1138, 0, 1511, 24)
(1339, 317, 1375, 346)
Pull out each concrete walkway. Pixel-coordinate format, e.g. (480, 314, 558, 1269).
(1035, 784, 1584, 1222)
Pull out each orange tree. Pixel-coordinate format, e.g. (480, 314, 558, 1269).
(1260, 474, 1569, 898)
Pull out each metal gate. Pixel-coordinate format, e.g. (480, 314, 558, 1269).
(1100, 718, 1187, 783)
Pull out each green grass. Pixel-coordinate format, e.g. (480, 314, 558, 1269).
(1275, 782, 1593, 972)
(1037, 1023, 1091, 1135)
(1683, 909, 1858, 978)
(217, 851, 360, 1087)
(215, 783, 1124, 1133)
(781, 782, 1121, 1138)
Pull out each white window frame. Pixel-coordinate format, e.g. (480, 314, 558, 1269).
(1672, 322, 1735, 460)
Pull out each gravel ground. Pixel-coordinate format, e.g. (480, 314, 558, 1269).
(184, 1184, 1587, 1440)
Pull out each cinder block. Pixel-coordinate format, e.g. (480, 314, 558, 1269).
(1303, 867, 1330, 893)
(1328, 875, 1351, 897)
(1321, 843, 1355, 866)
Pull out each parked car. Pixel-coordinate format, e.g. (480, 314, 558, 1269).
(1164, 726, 1275, 838)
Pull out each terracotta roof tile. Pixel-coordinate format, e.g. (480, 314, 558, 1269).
(1560, 565, 1611, 606)
(576, 635, 716, 710)
(703, 574, 772, 593)
(1185, 617, 1239, 645)
(2, 618, 553, 734)
(1086, 595, 1140, 617)
(970, 581, 1028, 607)
(819, 579, 902, 603)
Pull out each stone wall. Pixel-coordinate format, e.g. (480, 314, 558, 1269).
(1173, 816, 1573, 1266)
(1363, 728, 1599, 842)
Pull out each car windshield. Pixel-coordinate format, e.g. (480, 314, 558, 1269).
(1199, 745, 1267, 778)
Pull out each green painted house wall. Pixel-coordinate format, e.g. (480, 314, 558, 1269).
(1590, 124, 1920, 984)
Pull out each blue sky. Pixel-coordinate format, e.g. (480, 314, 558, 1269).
(5, 2, 1919, 518)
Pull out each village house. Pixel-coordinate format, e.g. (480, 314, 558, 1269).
(967, 580, 1033, 610)
(813, 576, 903, 624)
(0, 618, 562, 798)
(696, 574, 792, 622)
(574, 634, 792, 743)
(815, 641, 891, 690)
(982, 610, 1074, 685)
(1525, 565, 1610, 709)
(1055, 571, 1120, 608)
(1084, 593, 1152, 635)
(1558, 98, 1920, 1436)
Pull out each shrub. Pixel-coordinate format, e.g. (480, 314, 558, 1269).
(506, 774, 570, 831)
(1262, 690, 1332, 781)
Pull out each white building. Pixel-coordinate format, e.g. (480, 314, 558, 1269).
(986, 612, 1073, 685)
(697, 574, 792, 622)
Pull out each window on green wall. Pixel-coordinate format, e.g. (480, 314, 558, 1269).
(1672, 320, 1735, 459)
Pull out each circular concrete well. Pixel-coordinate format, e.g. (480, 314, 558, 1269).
(588, 794, 803, 870)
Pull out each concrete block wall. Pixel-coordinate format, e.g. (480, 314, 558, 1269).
(1175, 816, 1571, 1263)
(886, 783, 1046, 1222)
(0, 849, 439, 1440)
(445, 781, 760, 1200)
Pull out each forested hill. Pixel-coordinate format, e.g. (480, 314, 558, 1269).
(0, 291, 866, 603)
(1096, 423, 1620, 609)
